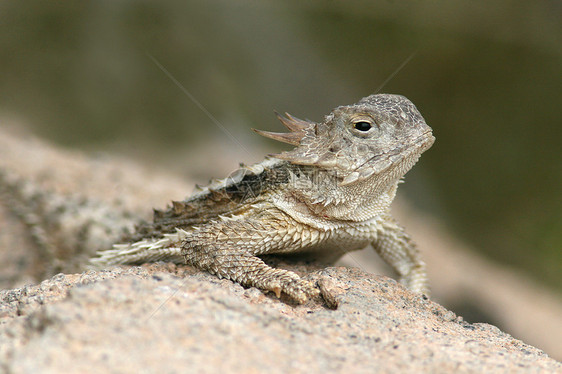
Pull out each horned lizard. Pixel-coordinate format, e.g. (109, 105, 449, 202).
(89, 93, 435, 303)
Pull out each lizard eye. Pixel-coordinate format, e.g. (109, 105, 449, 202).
(349, 116, 379, 138)
(353, 121, 372, 132)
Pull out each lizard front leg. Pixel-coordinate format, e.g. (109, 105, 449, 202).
(372, 216, 429, 296)
(181, 209, 320, 303)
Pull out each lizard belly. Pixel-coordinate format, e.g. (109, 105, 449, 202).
(267, 217, 380, 259)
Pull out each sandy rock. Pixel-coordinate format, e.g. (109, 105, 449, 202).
(1, 264, 560, 373)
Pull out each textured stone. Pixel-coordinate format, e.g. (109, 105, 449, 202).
(0, 264, 560, 373)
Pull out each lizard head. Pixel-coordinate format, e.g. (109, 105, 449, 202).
(254, 94, 434, 186)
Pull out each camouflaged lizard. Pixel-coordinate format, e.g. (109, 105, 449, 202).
(89, 93, 435, 303)
(0, 93, 433, 303)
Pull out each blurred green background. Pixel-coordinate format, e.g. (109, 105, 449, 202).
(1, 1, 560, 290)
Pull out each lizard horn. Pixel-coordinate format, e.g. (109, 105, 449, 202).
(252, 128, 304, 145)
(252, 112, 312, 146)
(275, 111, 310, 132)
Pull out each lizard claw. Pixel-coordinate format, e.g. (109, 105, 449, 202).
(271, 285, 282, 299)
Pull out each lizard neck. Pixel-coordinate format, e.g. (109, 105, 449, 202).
(313, 146, 424, 221)
(308, 171, 398, 222)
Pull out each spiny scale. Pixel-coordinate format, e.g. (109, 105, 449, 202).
(252, 112, 312, 146)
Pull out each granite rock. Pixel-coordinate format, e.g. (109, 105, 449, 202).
(1, 263, 560, 373)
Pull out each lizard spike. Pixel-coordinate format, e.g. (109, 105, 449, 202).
(271, 151, 320, 165)
(252, 129, 304, 145)
(172, 200, 186, 214)
(274, 111, 310, 132)
(209, 189, 227, 201)
(315, 152, 338, 168)
(252, 111, 313, 146)
(340, 171, 360, 186)
(153, 208, 164, 219)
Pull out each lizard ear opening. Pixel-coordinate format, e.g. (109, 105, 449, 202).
(252, 112, 313, 146)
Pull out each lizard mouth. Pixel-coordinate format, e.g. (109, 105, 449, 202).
(341, 131, 434, 185)
(362, 131, 434, 170)
(386, 131, 435, 160)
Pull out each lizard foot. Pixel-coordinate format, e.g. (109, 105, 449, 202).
(253, 269, 319, 304)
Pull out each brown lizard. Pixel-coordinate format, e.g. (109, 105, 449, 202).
(88, 93, 435, 303)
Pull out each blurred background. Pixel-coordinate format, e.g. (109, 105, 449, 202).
(0, 0, 561, 346)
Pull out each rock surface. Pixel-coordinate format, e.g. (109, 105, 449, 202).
(1, 263, 560, 373)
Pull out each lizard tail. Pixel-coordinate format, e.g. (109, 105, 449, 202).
(89, 229, 188, 267)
